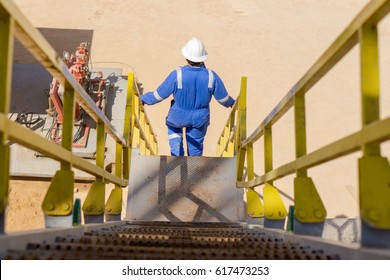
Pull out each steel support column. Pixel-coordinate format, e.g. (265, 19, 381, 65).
(83, 121, 106, 223)
(359, 23, 390, 247)
(263, 126, 286, 228)
(293, 94, 326, 235)
(42, 85, 75, 228)
(0, 4, 13, 233)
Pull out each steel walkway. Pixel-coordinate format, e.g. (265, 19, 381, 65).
(3, 221, 390, 260)
(1, 0, 390, 262)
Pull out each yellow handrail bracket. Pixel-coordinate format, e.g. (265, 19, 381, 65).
(294, 177, 326, 222)
(263, 183, 287, 220)
(41, 170, 74, 216)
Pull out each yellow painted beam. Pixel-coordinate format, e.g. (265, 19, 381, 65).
(360, 24, 380, 156)
(132, 94, 140, 148)
(217, 100, 238, 154)
(264, 127, 273, 176)
(0, 0, 127, 146)
(294, 95, 308, 177)
(105, 142, 124, 216)
(134, 116, 156, 155)
(0, 4, 13, 218)
(263, 127, 286, 220)
(237, 116, 390, 189)
(0, 114, 127, 187)
(122, 73, 136, 179)
(242, 0, 390, 149)
(60, 85, 75, 170)
(42, 84, 75, 216)
(139, 110, 146, 154)
(236, 77, 247, 181)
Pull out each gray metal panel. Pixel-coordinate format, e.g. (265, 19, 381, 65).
(127, 154, 244, 223)
(9, 66, 125, 179)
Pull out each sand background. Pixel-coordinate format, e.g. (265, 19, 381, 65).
(6, 0, 390, 231)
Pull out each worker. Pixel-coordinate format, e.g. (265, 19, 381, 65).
(141, 37, 235, 156)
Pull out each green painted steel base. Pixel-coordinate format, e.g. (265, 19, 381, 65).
(72, 199, 81, 226)
(287, 205, 295, 232)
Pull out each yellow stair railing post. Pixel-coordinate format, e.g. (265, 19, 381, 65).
(139, 109, 146, 154)
(359, 23, 390, 247)
(236, 77, 247, 181)
(246, 142, 264, 218)
(236, 77, 263, 218)
(227, 110, 235, 156)
(41, 84, 76, 227)
(133, 92, 141, 149)
(122, 73, 136, 181)
(104, 73, 141, 221)
(82, 121, 106, 223)
(263, 126, 287, 228)
(104, 141, 123, 221)
(0, 5, 13, 233)
(293, 94, 326, 233)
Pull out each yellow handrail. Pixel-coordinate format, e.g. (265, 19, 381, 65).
(216, 96, 238, 157)
(218, 0, 390, 241)
(0, 0, 158, 229)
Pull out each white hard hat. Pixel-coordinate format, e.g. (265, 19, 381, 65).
(181, 37, 208, 62)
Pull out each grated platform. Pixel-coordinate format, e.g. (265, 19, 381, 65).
(4, 221, 339, 260)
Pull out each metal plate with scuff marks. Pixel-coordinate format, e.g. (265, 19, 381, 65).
(9, 66, 125, 179)
(127, 154, 244, 223)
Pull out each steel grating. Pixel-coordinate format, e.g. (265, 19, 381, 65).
(4, 221, 340, 260)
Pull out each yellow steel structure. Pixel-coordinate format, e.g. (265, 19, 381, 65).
(1, 0, 390, 251)
(218, 0, 390, 237)
(217, 77, 264, 218)
(0, 0, 157, 228)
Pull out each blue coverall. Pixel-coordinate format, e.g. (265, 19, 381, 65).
(141, 65, 235, 156)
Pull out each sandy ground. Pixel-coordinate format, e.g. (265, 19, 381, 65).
(6, 0, 390, 231)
